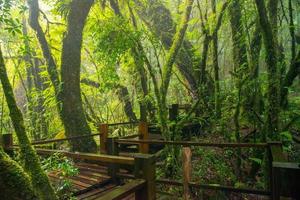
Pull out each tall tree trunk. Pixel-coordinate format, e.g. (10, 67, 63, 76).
(211, 0, 221, 119)
(28, 0, 96, 151)
(22, 17, 38, 139)
(229, 0, 249, 179)
(0, 48, 57, 200)
(129, 4, 157, 122)
(32, 55, 49, 138)
(281, 51, 300, 106)
(22, 18, 48, 140)
(229, 0, 249, 73)
(249, 21, 263, 120)
(61, 0, 97, 152)
(281, 0, 298, 106)
(288, 0, 296, 61)
(255, 0, 280, 138)
(267, 0, 278, 46)
(116, 85, 138, 122)
(159, 0, 194, 138)
(134, 0, 198, 98)
(0, 148, 38, 200)
(109, 0, 147, 121)
(27, 0, 61, 109)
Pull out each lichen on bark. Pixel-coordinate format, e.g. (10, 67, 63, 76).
(0, 147, 38, 200)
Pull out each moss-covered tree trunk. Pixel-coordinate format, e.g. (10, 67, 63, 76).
(281, 51, 300, 106)
(249, 21, 263, 116)
(255, 0, 280, 138)
(27, 0, 61, 109)
(281, 0, 299, 106)
(28, 0, 97, 152)
(22, 18, 48, 140)
(116, 84, 138, 122)
(60, 0, 97, 152)
(159, 0, 194, 138)
(229, 0, 249, 179)
(110, 0, 153, 122)
(211, 0, 221, 119)
(0, 48, 57, 200)
(0, 147, 38, 200)
(134, 0, 199, 98)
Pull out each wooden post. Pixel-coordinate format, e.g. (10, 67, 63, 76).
(138, 122, 149, 154)
(268, 142, 286, 200)
(107, 137, 120, 184)
(183, 147, 192, 200)
(99, 124, 108, 154)
(134, 154, 156, 200)
(2, 134, 13, 149)
(169, 104, 179, 121)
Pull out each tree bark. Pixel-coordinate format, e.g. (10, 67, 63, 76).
(81, 78, 138, 122)
(28, 0, 96, 152)
(211, 0, 221, 119)
(255, 0, 280, 138)
(116, 85, 138, 122)
(134, 0, 198, 97)
(22, 18, 48, 140)
(281, 51, 300, 106)
(159, 0, 194, 138)
(28, 0, 61, 108)
(249, 21, 263, 116)
(0, 48, 57, 200)
(109, 0, 147, 121)
(61, 0, 97, 152)
(0, 148, 38, 200)
(280, 0, 298, 106)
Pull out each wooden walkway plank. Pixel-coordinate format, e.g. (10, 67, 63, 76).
(94, 179, 146, 200)
(77, 184, 116, 200)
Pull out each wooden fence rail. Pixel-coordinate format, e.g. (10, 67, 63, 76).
(2, 122, 299, 199)
(115, 139, 269, 148)
(2, 134, 156, 200)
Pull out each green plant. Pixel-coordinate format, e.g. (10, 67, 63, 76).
(41, 153, 78, 199)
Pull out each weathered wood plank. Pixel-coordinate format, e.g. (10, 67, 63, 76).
(94, 179, 146, 200)
(77, 184, 116, 200)
(116, 139, 268, 148)
(99, 124, 108, 154)
(33, 148, 135, 165)
(182, 147, 191, 200)
(138, 122, 149, 154)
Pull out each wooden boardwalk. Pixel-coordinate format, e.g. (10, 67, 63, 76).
(48, 162, 137, 200)
(3, 120, 297, 200)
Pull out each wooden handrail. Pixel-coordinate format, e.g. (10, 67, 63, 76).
(119, 134, 141, 139)
(156, 179, 270, 195)
(116, 139, 269, 148)
(113, 175, 271, 196)
(107, 121, 139, 126)
(7, 146, 135, 165)
(30, 133, 100, 145)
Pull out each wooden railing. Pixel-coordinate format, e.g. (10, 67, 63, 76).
(2, 121, 299, 199)
(110, 128, 295, 200)
(2, 133, 155, 200)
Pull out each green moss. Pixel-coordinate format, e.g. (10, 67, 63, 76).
(0, 148, 38, 200)
(0, 48, 57, 200)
